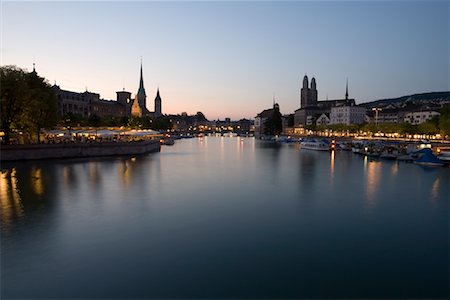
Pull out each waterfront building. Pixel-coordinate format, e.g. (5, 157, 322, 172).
(330, 105, 366, 125)
(53, 61, 163, 119)
(404, 110, 440, 125)
(255, 102, 280, 138)
(53, 86, 94, 117)
(53, 85, 131, 118)
(294, 76, 356, 126)
(374, 107, 401, 124)
(235, 119, 253, 134)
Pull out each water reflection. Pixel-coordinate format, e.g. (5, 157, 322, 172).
(364, 160, 382, 212)
(0, 156, 152, 233)
(0, 169, 24, 231)
(298, 151, 317, 194)
(63, 165, 78, 190)
(330, 150, 335, 185)
(430, 177, 440, 204)
(1, 138, 448, 299)
(118, 160, 131, 188)
(390, 162, 399, 176)
(88, 162, 101, 188)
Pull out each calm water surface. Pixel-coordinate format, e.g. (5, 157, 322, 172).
(1, 137, 448, 299)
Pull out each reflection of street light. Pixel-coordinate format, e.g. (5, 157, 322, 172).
(372, 108, 382, 126)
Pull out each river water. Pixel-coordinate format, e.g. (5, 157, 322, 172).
(1, 137, 448, 299)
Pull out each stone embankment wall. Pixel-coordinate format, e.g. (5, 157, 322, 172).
(0, 140, 160, 161)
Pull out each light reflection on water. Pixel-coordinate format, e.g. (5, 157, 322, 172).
(0, 137, 448, 299)
(0, 168, 24, 232)
(365, 159, 382, 213)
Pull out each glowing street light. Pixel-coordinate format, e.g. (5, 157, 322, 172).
(372, 108, 382, 126)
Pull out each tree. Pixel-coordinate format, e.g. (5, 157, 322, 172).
(1, 66, 29, 144)
(1, 66, 57, 144)
(418, 121, 439, 135)
(195, 112, 208, 123)
(23, 71, 57, 143)
(439, 105, 450, 137)
(88, 114, 101, 127)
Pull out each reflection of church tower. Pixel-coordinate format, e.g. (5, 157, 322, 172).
(154, 88, 162, 117)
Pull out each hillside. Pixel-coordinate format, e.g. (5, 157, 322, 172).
(360, 91, 450, 108)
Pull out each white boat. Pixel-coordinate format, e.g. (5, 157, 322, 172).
(437, 151, 450, 162)
(300, 139, 330, 151)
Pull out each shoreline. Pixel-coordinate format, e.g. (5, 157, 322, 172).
(0, 139, 161, 162)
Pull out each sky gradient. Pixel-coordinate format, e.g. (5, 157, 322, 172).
(1, 0, 449, 120)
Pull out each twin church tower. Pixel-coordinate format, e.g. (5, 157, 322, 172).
(130, 61, 162, 117)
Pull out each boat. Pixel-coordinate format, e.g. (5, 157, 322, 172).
(437, 151, 450, 163)
(160, 137, 175, 145)
(414, 149, 445, 167)
(380, 152, 397, 160)
(436, 147, 450, 163)
(300, 139, 330, 151)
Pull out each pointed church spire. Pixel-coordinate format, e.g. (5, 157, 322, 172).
(138, 59, 145, 95)
(345, 77, 349, 100)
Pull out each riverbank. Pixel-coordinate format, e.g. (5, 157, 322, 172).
(0, 139, 160, 161)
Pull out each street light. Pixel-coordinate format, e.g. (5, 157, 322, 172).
(372, 108, 382, 126)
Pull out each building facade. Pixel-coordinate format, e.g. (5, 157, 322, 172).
(294, 76, 356, 126)
(53, 61, 163, 119)
(330, 106, 366, 125)
(255, 103, 280, 138)
(404, 110, 440, 125)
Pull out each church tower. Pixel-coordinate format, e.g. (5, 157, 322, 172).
(300, 75, 309, 108)
(135, 61, 147, 114)
(154, 88, 162, 117)
(310, 77, 318, 106)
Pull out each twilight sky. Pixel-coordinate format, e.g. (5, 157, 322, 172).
(1, 0, 449, 120)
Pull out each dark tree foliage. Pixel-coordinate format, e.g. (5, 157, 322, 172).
(153, 116, 172, 130)
(1, 66, 57, 144)
(24, 71, 57, 142)
(439, 104, 450, 137)
(88, 114, 101, 127)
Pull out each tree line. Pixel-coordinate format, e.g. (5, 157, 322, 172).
(1, 65, 57, 144)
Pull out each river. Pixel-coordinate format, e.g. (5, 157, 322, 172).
(1, 136, 448, 299)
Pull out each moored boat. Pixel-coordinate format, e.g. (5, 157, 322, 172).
(414, 149, 445, 167)
(437, 151, 450, 163)
(300, 139, 330, 151)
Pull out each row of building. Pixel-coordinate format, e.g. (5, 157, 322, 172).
(51, 62, 162, 119)
(255, 75, 448, 136)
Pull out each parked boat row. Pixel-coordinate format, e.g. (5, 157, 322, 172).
(351, 140, 449, 167)
(258, 135, 449, 167)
